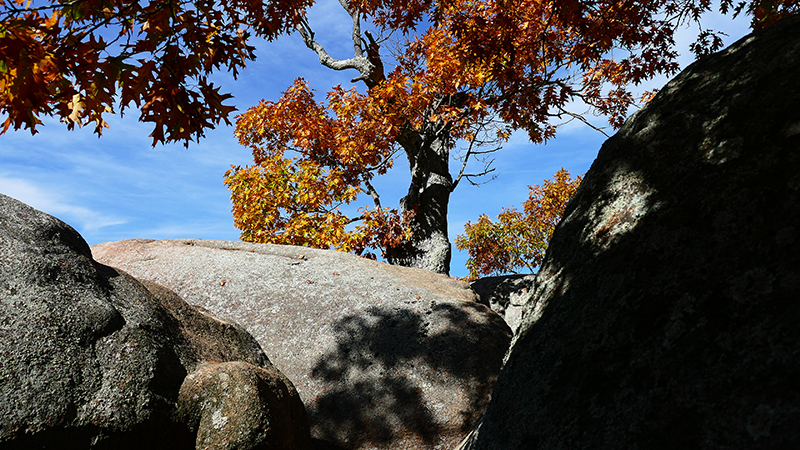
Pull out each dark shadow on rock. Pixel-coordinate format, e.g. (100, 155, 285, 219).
(308, 303, 510, 448)
(311, 438, 349, 450)
(462, 15, 800, 450)
(470, 274, 534, 313)
(470, 274, 536, 331)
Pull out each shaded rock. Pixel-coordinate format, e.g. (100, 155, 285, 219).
(91, 238, 512, 450)
(469, 274, 536, 333)
(460, 16, 800, 450)
(0, 193, 311, 450)
(177, 361, 310, 450)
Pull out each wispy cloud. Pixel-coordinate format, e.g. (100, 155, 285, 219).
(134, 222, 241, 240)
(0, 175, 127, 233)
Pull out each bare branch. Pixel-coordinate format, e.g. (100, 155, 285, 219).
(451, 137, 478, 191)
(555, 107, 611, 137)
(464, 167, 498, 187)
(350, 30, 385, 87)
(452, 137, 502, 191)
(342, 175, 384, 225)
(363, 177, 382, 210)
(451, 109, 505, 191)
(294, 4, 384, 88)
(295, 17, 363, 72)
(338, 0, 364, 58)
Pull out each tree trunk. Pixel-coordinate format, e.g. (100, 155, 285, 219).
(295, 11, 458, 274)
(385, 125, 453, 275)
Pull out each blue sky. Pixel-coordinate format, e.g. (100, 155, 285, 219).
(0, 3, 750, 278)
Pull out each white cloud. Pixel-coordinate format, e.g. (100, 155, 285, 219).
(133, 222, 241, 240)
(0, 175, 127, 233)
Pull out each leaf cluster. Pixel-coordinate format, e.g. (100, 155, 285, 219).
(3, 0, 797, 146)
(0, 0, 308, 144)
(358, 0, 798, 136)
(225, 78, 411, 257)
(455, 168, 582, 281)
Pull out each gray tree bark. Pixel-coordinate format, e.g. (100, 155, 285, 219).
(297, 6, 458, 275)
(386, 125, 454, 274)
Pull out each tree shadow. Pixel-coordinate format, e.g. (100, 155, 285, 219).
(307, 302, 511, 448)
(470, 274, 535, 314)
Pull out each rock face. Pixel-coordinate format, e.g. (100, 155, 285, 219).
(91, 238, 512, 450)
(460, 16, 800, 450)
(0, 194, 311, 450)
(469, 275, 536, 333)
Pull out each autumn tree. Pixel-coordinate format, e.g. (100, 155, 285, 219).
(455, 168, 582, 281)
(227, 0, 797, 275)
(4, 0, 797, 274)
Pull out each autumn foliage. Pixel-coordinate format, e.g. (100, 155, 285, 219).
(455, 169, 582, 281)
(226, 78, 412, 258)
(4, 0, 798, 272)
(0, 0, 308, 144)
(226, 0, 800, 272)
(2, 0, 797, 146)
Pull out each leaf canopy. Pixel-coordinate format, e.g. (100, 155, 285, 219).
(226, 0, 796, 259)
(0, 0, 310, 144)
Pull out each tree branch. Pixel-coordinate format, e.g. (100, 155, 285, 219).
(364, 148, 400, 172)
(451, 113, 503, 191)
(363, 177, 382, 210)
(294, 4, 384, 88)
(338, 0, 364, 58)
(452, 137, 477, 192)
(555, 106, 611, 137)
(463, 168, 498, 186)
(342, 175, 384, 225)
(295, 16, 362, 72)
(452, 142, 499, 190)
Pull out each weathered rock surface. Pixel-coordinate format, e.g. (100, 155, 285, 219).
(0, 193, 311, 450)
(470, 274, 536, 333)
(91, 238, 512, 450)
(460, 16, 800, 450)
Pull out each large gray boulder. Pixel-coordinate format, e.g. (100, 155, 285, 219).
(461, 16, 800, 450)
(91, 238, 512, 450)
(0, 194, 312, 450)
